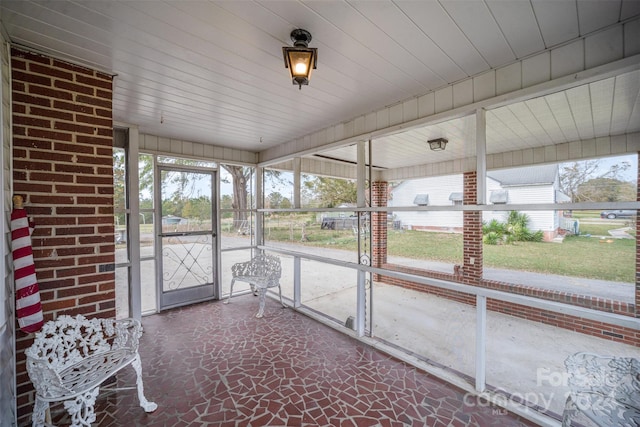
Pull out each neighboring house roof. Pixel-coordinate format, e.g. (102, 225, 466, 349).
(487, 164, 558, 187)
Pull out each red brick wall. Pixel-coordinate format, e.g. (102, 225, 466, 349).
(11, 47, 114, 423)
(371, 181, 388, 270)
(462, 172, 482, 285)
(379, 263, 639, 346)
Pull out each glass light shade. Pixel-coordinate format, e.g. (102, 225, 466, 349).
(288, 50, 313, 78)
(283, 46, 317, 89)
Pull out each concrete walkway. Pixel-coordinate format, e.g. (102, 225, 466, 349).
(607, 226, 635, 239)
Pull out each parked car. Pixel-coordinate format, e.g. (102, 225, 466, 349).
(600, 210, 637, 219)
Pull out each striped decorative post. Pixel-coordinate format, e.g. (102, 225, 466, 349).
(11, 195, 43, 333)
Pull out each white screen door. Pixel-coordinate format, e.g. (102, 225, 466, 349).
(156, 165, 217, 310)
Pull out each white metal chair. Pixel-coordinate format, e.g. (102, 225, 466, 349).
(225, 253, 285, 318)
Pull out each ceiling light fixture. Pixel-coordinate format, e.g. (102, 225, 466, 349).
(282, 29, 317, 90)
(428, 138, 448, 151)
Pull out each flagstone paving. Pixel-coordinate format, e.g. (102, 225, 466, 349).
(43, 296, 537, 426)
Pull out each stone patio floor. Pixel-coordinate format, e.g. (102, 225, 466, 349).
(42, 296, 537, 427)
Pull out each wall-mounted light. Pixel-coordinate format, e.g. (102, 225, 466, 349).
(428, 138, 448, 151)
(282, 29, 317, 90)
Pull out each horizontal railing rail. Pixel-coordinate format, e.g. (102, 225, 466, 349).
(258, 244, 639, 331)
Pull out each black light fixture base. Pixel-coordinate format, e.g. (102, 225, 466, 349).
(283, 28, 317, 90)
(291, 29, 312, 47)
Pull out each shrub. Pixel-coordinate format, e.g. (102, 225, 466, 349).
(483, 231, 501, 245)
(482, 219, 506, 235)
(483, 211, 542, 245)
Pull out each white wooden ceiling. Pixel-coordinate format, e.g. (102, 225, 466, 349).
(1, 0, 639, 166)
(318, 69, 640, 170)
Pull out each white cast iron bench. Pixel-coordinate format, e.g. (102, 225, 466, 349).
(225, 253, 284, 318)
(563, 352, 640, 426)
(25, 314, 157, 427)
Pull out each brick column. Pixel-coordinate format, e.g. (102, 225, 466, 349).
(463, 172, 482, 285)
(371, 181, 388, 271)
(11, 47, 114, 423)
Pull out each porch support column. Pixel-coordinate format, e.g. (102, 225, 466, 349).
(635, 153, 640, 317)
(475, 295, 487, 392)
(357, 141, 366, 207)
(476, 108, 486, 205)
(128, 126, 142, 321)
(473, 108, 487, 390)
(293, 157, 301, 209)
(355, 141, 367, 336)
(462, 108, 486, 286)
(256, 165, 263, 248)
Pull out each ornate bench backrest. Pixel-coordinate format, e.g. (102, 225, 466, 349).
(232, 254, 282, 280)
(27, 315, 143, 367)
(27, 315, 112, 370)
(565, 352, 640, 413)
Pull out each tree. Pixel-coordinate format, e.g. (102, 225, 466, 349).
(113, 148, 126, 208)
(576, 177, 636, 202)
(303, 177, 357, 207)
(221, 165, 252, 228)
(182, 196, 212, 221)
(267, 192, 286, 209)
(560, 160, 631, 202)
(221, 166, 292, 230)
(139, 153, 154, 197)
(114, 150, 289, 231)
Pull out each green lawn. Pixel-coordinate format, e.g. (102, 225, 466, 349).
(258, 223, 635, 283)
(484, 236, 635, 282)
(568, 210, 601, 219)
(578, 223, 618, 236)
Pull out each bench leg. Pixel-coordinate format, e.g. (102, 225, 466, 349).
(32, 396, 48, 427)
(278, 285, 285, 308)
(63, 387, 99, 427)
(225, 278, 237, 304)
(132, 354, 158, 413)
(256, 287, 267, 318)
(562, 396, 577, 427)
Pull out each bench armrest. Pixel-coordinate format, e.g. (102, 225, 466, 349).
(26, 357, 72, 400)
(231, 259, 253, 277)
(110, 318, 143, 353)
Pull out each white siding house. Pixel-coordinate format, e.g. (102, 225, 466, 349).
(390, 165, 570, 240)
(389, 174, 463, 232)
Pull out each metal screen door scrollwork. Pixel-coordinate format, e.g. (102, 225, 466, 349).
(162, 232, 213, 291)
